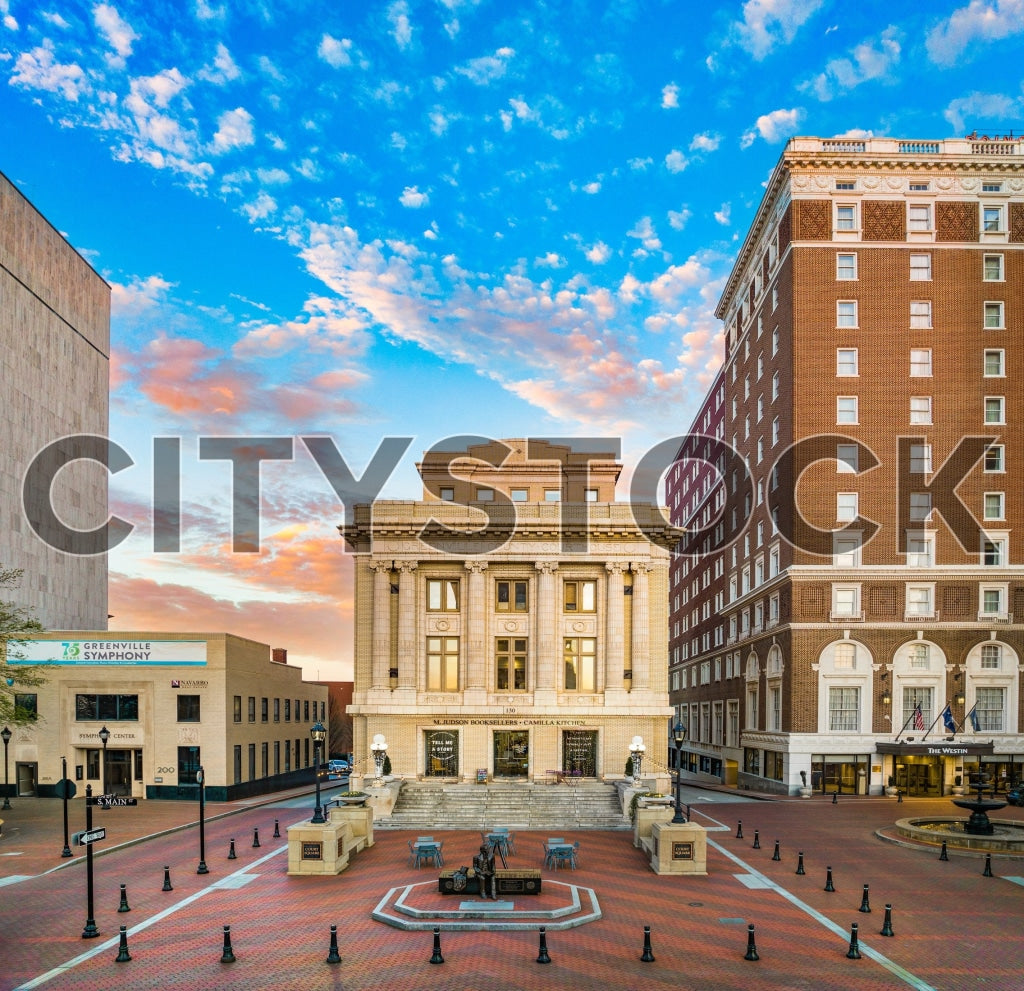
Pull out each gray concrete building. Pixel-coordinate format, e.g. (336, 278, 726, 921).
(1, 169, 110, 629)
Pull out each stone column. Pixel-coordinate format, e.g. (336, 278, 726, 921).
(535, 561, 559, 697)
(371, 561, 392, 690)
(605, 562, 626, 689)
(397, 562, 418, 690)
(631, 562, 650, 690)
(465, 561, 488, 691)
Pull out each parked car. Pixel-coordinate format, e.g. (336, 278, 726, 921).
(327, 759, 350, 779)
(1006, 786, 1024, 807)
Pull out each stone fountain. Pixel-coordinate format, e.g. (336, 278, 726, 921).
(951, 772, 1007, 835)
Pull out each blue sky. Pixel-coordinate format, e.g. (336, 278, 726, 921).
(2, 0, 1023, 679)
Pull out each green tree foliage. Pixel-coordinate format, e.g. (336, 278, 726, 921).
(1, 567, 46, 725)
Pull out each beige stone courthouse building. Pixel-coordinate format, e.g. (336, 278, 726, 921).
(343, 439, 680, 786)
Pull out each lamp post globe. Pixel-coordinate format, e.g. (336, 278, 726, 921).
(672, 719, 687, 823)
(97, 725, 110, 798)
(370, 734, 388, 786)
(310, 721, 327, 824)
(628, 735, 646, 787)
(1, 725, 11, 810)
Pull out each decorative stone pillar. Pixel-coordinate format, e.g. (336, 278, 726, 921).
(371, 561, 392, 690)
(397, 562, 417, 690)
(465, 561, 488, 690)
(605, 562, 626, 689)
(535, 561, 559, 694)
(631, 562, 650, 690)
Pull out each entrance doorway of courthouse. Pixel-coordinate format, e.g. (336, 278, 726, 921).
(493, 731, 529, 778)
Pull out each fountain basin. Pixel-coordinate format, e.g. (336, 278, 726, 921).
(893, 816, 1024, 853)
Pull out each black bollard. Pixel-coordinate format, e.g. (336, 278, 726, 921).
(429, 927, 444, 965)
(832, 791, 838, 804)
(771, 839, 780, 862)
(114, 925, 131, 963)
(743, 923, 759, 961)
(824, 866, 835, 892)
(846, 922, 862, 959)
(983, 853, 993, 877)
(326, 924, 341, 964)
(752, 829, 761, 849)
(640, 925, 654, 962)
(118, 883, 131, 913)
(162, 866, 173, 892)
(939, 840, 949, 861)
(736, 819, 744, 839)
(228, 839, 237, 860)
(273, 819, 281, 838)
(220, 925, 236, 963)
(897, 789, 903, 804)
(252, 827, 261, 849)
(795, 851, 805, 876)
(880, 904, 894, 937)
(536, 926, 551, 964)
(859, 884, 871, 913)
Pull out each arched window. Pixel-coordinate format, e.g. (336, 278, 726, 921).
(892, 640, 944, 733)
(963, 640, 1019, 734)
(817, 639, 871, 734)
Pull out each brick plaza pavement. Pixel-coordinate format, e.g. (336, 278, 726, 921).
(2, 790, 1022, 990)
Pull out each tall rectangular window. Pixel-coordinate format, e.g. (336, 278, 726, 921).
(233, 696, 242, 722)
(563, 637, 596, 691)
(910, 493, 932, 521)
(836, 348, 858, 376)
(829, 687, 860, 732)
(984, 349, 1005, 376)
(836, 492, 858, 522)
(837, 300, 857, 327)
(427, 578, 460, 611)
(910, 349, 932, 376)
(495, 637, 528, 690)
(984, 492, 1005, 520)
(909, 443, 932, 474)
(909, 254, 931, 280)
(910, 397, 932, 424)
(910, 301, 932, 328)
(563, 579, 596, 612)
(908, 204, 932, 231)
(836, 397, 858, 424)
(984, 254, 1003, 280)
(837, 443, 858, 473)
(984, 302, 1004, 328)
(836, 204, 857, 230)
(836, 253, 856, 279)
(984, 445, 1004, 472)
(984, 397, 1005, 424)
(427, 636, 460, 691)
(906, 533, 933, 567)
(983, 205, 1003, 232)
(496, 579, 528, 612)
(248, 696, 256, 722)
(975, 687, 1004, 731)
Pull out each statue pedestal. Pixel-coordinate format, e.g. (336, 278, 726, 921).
(645, 821, 708, 876)
(286, 805, 374, 876)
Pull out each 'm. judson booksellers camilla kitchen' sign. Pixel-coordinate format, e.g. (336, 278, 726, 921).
(14, 640, 208, 666)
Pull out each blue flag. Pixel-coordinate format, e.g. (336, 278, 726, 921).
(942, 704, 957, 734)
(968, 706, 980, 732)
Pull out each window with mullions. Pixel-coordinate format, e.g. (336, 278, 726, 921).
(427, 578, 460, 611)
(427, 636, 459, 691)
(177, 695, 201, 722)
(563, 579, 596, 612)
(496, 638, 528, 690)
(828, 687, 860, 732)
(496, 579, 528, 612)
(975, 688, 1005, 731)
(563, 637, 596, 691)
(75, 694, 139, 721)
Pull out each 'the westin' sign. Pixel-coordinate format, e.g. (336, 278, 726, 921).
(15, 640, 208, 666)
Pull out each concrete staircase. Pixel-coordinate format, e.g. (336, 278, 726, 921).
(377, 780, 630, 831)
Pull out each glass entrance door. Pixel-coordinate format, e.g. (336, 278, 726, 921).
(562, 730, 597, 777)
(493, 731, 529, 777)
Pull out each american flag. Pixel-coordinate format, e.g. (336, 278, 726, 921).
(913, 702, 924, 731)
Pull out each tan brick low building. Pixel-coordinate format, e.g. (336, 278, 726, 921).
(669, 136, 1024, 797)
(342, 440, 679, 786)
(5, 633, 327, 801)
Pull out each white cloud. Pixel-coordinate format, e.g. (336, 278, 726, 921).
(732, 0, 824, 60)
(400, 185, 429, 208)
(242, 191, 277, 222)
(429, 108, 451, 135)
(2, 0, 17, 30)
(94, 3, 139, 66)
(665, 149, 688, 173)
(927, 0, 1024, 66)
(661, 83, 679, 108)
(628, 216, 661, 252)
(944, 91, 1022, 133)
(582, 181, 601, 194)
(585, 242, 611, 264)
(212, 107, 255, 154)
(256, 167, 290, 185)
(689, 131, 720, 153)
(628, 156, 653, 171)
(667, 206, 691, 230)
(42, 11, 70, 29)
(535, 252, 564, 268)
(741, 107, 803, 148)
(109, 274, 173, 316)
(198, 41, 240, 84)
(318, 33, 353, 68)
(804, 26, 901, 101)
(9, 42, 88, 100)
(195, 0, 226, 20)
(387, 0, 413, 50)
(456, 47, 514, 84)
(714, 203, 731, 225)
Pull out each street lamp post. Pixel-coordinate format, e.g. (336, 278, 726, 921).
(1, 725, 11, 810)
(310, 721, 327, 824)
(81, 785, 99, 939)
(97, 725, 110, 800)
(370, 734, 388, 786)
(196, 765, 208, 874)
(628, 735, 646, 787)
(60, 755, 73, 857)
(672, 720, 688, 823)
